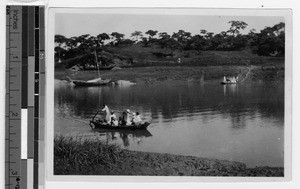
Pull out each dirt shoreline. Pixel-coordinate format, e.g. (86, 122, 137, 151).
(99, 150, 283, 176)
(54, 136, 283, 176)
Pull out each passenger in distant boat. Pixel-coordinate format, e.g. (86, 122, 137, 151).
(110, 111, 117, 124)
(101, 104, 111, 123)
(118, 117, 123, 126)
(132, 112, 142, 126)
(110, 115, 119, 127)
(122, 111, 127, 125)
(131, 112, 136, 122)
(225, 76, 237, 83)
(125, 109, 132, 126)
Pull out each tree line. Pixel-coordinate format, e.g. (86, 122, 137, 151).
(55, 21, 285, 62)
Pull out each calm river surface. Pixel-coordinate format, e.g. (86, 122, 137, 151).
(55, 79, 284, 168)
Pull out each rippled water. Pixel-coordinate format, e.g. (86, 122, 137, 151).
(54, 79, 284, 167)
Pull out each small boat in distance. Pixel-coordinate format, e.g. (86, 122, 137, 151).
(220, 76, 238, 85)
(67, 51, 112, 87)
(83, 64, 114, 71)
(68, 77, 111, 87)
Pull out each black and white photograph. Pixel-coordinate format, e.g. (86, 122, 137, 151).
(52, 8, 289, 177)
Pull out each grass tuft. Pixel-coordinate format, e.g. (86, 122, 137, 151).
(54, 135, 120, 175)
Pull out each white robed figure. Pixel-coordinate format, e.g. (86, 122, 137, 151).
(101, 104, 111, 123)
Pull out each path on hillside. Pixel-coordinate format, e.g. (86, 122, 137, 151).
(239, 66, 252, 83)
(238, 60, 252, 83)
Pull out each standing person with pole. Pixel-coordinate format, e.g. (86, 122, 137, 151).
(101, 104, 111, 123)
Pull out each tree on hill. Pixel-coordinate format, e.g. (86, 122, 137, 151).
(85, 36, 102, 50)
(145, 30, 158, 41)
(131, 31, 143, 42)
(120, 38, 135, 45)
(54, 35, 68, 62)
(228, 34, 248, 50)
(166, 38, 180, 56)
(172, 30, 192, 50)
(141, 37, 149, 47)
(200, 29, 207, 36)
(210, 33, 225, 50)
(203, 32, 214, 50)
(227, 21, 248, 36)
(54, 20, 285, 64)
(250, 22, 285, 56)
(76, 34, 92, 52)
(158, 32, 171, 49)
(209, 31, 230, 50)
(97, 33, 110, 46)
(205, 32, 214, 39)
(74, 34, 91, 51)
(191, 34, 207, 53)
(55, 34, 67, 48)
(220, 31, 228, 37)
(111, 32, 125, 46)
(66, 36, 80, 50)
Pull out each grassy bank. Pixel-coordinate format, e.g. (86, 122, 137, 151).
(105, 45, 284, 67)
(55, 65, 284, 84)
(55, 48, 284, 83)
(54, 136, 284, 176)
(57, 45, 284, 69)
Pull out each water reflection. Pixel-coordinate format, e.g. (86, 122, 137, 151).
(55, 80, 284, 167)
(93, 129, 152, 147)
(59, 81, 283, 128)
(55, 80, 284, 127)
(223, 84, 238, 97)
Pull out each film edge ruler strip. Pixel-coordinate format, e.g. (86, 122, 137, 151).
(5, 5, 45, 189)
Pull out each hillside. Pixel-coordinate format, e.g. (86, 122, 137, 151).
(55, 43, 284, 70)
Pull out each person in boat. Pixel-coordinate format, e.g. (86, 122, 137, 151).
(101, 104, 111, 123)
(225, 76, 237, 83)
(118, 117, 123, 126)
(122, 109, 132, 126)
(110, 117, 119, 127)
(235, 76, 238, 82)
(109, 111, 118, 126)
(132, 112, 142, 126)
(226, 76, 231, 82)
(121, 111, 127, 125)
(131, 112, 136, 122)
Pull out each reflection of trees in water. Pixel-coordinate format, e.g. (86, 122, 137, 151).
(55, 81, 284, 128)
(228, 110, 247, 129)
(55, 86, 98, 118)
(219, 83, 284, 129)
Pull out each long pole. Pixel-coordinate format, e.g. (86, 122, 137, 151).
(94, 51, 101, 78)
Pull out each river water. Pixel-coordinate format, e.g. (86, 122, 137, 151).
(54, 79, 284, 168)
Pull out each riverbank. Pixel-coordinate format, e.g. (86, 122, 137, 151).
(55, 65, 284, 85)
(54, 136, 283, 176)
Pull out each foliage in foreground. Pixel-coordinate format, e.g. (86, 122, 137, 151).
(54, 135, 284, 176)
(54, 135, 120, 175)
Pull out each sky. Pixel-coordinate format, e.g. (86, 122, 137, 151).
(55, 12, 284, 39)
